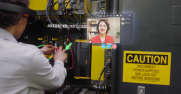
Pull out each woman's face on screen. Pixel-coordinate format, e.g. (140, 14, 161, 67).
(99, 21, 107, 35)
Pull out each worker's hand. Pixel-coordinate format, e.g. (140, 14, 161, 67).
(40, 45, 55, 55)
(54, 46, 67, 62)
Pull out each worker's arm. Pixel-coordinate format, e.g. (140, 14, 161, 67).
(40, 45, 55, 55)
(27, 46, 67, 90)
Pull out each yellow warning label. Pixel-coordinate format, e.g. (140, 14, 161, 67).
(123, 51, 171, 85)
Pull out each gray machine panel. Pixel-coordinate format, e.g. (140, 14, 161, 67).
(117, 0, 181, 94)
(173, 6, 181, 25)
(172, 26, 181, 44)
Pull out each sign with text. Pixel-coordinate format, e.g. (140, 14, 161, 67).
(123, 51, 171, 85)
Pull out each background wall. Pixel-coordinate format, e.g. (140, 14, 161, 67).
(108, 17, 120, 43)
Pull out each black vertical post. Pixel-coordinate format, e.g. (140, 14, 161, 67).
(119, 0, 123, 14)
(111, 48, 118, 94)
(113, 0, 119, 14)
(105, 0, 113, 14)
(106, 0, 119, 14)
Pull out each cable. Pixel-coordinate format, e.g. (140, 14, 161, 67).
(50, 0, 62, 25)
(53, 43, 58, 62)
(49, 54, 53, 60)
(59, 3, 65, 22)
(58, 1, 71, 29)
(78, 1, 82, 9)
(69, 15, 75, 22)
(71, 8, 80, 29)
(59, 2, 69, 25)
(37, 45, 54, 60)
(47, 0, 60, 25)
(59, 15, 65, 23)
(65, 0, 71, 8)
(80, 15, 82, 23)
(87, 0, 96, 18)
(44, 21, 48, 27)
(68, 29, 74, 69)
(100, 73, 110, 94)
(78, 1, 84, 16)
(37, 45, 45, 48)
(46, 0, 53, 24)
(96, 63, 110, 94)
(73, 13, 79, 23)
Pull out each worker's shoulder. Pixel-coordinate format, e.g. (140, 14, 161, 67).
(9, 42, 41, 58)
(0, 41, 42, 66)
(18, 42, 41, 55)
(18, 42, 39, 51)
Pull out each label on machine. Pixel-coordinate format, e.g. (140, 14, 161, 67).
(123, 51, 171, 85)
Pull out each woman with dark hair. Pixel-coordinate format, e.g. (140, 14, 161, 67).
(91, 19, 114, 43)
(0, 0, 67, 94)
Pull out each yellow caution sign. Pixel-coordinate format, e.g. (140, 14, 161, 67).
(123, 51, 171, 85)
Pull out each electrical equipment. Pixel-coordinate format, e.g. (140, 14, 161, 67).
(91, 44, 112, 86)
(17, 0, 120, 94)
(60, 85, 83, 94)
(29, 0, 59, 11)
(74, 39, 91, 79)
(30, 0, 90, 15)
(104, 49, 112, 81)
(69, 0, 76, 9)
(37, 36, 63, 47)
(77, 0, 85, 14)
(97, 0, 106, 14)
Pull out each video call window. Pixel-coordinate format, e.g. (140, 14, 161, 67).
(87, 17, 121, 43)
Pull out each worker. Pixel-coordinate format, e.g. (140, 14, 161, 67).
(0, 0, 67, 94)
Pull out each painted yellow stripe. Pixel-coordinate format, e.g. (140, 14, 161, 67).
(38, 38, 43, 40)
(75, 39, 87, 42)
(74, 76, 90, 79)
(52, 38, 58, 41)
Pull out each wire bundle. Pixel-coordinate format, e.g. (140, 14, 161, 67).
(68, 29, 74, 69)
(46, 0, 62, 26)
(46, 0, 53, 24)
(37, 45, 53, 60)
(87, 0, 97, 18)
(96, 62, 111, 94)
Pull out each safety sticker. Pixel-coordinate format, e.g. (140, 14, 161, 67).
(122, 51, 171, 85)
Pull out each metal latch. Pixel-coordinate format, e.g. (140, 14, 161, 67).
(137, 86, 145, 94)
